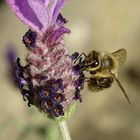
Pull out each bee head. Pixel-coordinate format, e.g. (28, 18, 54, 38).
(83, 51, 101, 71)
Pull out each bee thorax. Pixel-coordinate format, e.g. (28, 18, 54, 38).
(101, 56, 114, 70)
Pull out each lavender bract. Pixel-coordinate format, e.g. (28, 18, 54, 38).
(7, 0, 84, 119)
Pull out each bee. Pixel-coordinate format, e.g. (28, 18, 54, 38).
(72, 48, 131, 105)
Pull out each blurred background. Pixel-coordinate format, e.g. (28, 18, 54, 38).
(0, 0, 140, 140)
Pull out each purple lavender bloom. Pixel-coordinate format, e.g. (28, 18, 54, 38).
(6, 0, 85, 118)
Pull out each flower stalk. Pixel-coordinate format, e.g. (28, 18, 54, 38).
(58, 121, 71, 140)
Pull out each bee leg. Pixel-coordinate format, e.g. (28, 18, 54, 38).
(84, 76, 90, 82)
(79, 57, 83, 63)
(74, 53, 87, 64)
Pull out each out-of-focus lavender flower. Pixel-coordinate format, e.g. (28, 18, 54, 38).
(6, 0, 85, 119)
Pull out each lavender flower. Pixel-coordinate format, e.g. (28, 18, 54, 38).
(6, 0, 84, 119)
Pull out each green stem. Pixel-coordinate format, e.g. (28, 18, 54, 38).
(58, 121, 71, 140)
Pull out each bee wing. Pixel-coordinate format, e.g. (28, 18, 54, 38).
(111, 49, 127, 67)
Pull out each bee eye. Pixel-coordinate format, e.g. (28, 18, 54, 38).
(98, 78, 109, 84)
(98, 77, 113, 84)
(90, 71, 96, 74)
(90, 59, 99, 67)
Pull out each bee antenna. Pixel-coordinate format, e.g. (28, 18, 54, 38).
(110, 71, 131, 105)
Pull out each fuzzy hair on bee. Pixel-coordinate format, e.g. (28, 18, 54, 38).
(72, 49, 131, 105)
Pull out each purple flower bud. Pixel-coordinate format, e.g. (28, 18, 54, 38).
(6, 46, 16, 65)
(23, 29, 37, 48)
(71, 52, 79, 60)
(73, 88, 82, 102)
(56, 13, 68, 26)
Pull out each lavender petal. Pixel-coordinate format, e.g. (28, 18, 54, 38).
(6, 0, 51, 34)
(51, 0, 65, 23)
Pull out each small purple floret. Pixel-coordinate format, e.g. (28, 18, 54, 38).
(73, 88, 82, 102)
(6, 47, 16, 65)
(47, 26, 70, 46)
(72, 64, 81, 75)
(23, 29, 37, 48)
(46, 78, 63, 93)
(39, 90, 65, 117)
(71, 52, 79, 60)
(56, 13, 68, 25)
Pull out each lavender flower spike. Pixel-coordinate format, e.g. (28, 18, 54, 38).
(6, 0, 84, 120)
